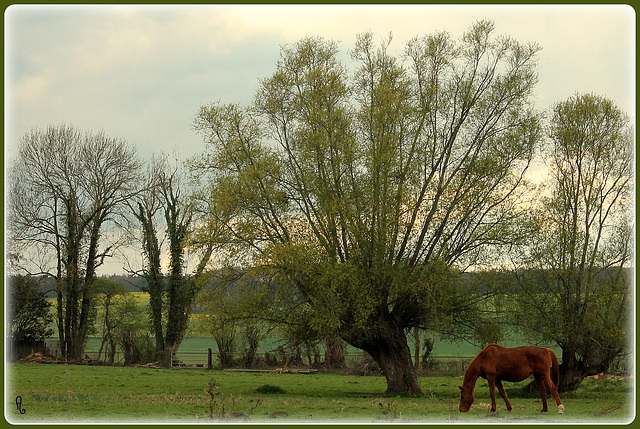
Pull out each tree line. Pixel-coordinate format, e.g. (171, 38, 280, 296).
(7, 21, 632, 395)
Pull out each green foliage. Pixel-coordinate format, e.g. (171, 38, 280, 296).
(8, 276, 54, 341)
(111, 293, 155, 365)
(472, 320, 504, 347)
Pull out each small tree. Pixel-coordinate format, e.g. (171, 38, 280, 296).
(8, 276, 53, 342)
(194, 271, 258, 369)
(94, 278, 128, 363)
(111, 293, 154, 365)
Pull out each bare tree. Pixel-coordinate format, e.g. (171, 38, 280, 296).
(8, 123, 140, 360)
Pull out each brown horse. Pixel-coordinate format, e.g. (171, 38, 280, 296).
(459, 344, 564, 414)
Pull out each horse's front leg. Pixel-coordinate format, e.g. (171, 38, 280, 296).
(496, 380, 512, 412)
(487, 378, 497, 412)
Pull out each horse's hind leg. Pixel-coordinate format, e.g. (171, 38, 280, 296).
(496, 380, 512, 412)
(535, 376, 549, 412)
(543, 375, 564, 414)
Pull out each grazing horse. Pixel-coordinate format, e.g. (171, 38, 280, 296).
(458, 344, 564, 414)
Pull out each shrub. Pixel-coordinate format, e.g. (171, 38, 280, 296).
(256, 384, 286, 394)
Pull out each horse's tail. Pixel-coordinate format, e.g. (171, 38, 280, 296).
(547, 348, 560, 389)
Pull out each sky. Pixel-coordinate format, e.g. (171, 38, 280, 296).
(3, 4, 636, 274)
(4, 4, 635, 161)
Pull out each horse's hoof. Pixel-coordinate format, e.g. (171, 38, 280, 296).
(558, 405, 565, 414)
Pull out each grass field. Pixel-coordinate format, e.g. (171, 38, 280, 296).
(6, 363, 634, 424)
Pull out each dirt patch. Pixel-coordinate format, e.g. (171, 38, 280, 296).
(584, 371, 632, 381)
(18, 352, 58, 363)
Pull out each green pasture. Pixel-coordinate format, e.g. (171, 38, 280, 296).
(6, 363, 633, 424)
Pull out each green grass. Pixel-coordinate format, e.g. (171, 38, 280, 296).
(6, 363, 633, 423)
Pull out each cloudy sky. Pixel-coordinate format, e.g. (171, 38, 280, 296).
(5, 4, 635, 163)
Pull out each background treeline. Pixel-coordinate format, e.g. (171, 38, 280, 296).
(9, 264, 632, 382)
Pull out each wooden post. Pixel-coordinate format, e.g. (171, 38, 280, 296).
(414, 328, 420, 370)
(208, 348, 212, 370)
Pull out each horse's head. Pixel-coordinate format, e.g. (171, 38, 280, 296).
(458, 385, 474, 412)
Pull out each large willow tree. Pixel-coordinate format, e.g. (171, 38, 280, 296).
(192, 21, 541, 394)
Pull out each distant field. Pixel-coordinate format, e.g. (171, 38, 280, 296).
(6, 363, 633, 423)
(78, 334, 560, 368)
(86, 337, 560, 358)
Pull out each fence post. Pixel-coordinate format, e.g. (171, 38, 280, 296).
(208, 348, 212, 370)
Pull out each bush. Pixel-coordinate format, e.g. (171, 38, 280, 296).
(421, 337, 437, 370)
(256, 384, 286, 394)
(8, 276, 53, 341)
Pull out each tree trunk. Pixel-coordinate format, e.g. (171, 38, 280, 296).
(163, 277, 193, 366)
(324, 337, 346, 369)
(145, 274, 165, 363)
(558, 363, 583, 392)
(77, 216, 103, 355)
(55, 276, 64, 347)
(137, 204, 166, 363)
(358, 321, 423, 396)
(162, 344, 176, 368)
(64, 273, 81, 360)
